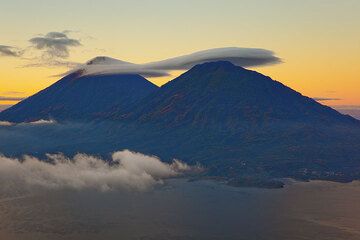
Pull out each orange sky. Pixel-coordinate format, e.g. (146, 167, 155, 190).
(1, 0, 359, 108)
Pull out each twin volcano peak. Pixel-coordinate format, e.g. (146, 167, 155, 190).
(1, 60, 359, 188)
(0, 60, 357, 127)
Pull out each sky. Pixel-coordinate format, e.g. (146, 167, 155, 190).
(0, 0, 360, 112)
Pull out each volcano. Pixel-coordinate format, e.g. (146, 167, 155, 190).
(0, 71, 158, 122)
(121, 61, 357, 127)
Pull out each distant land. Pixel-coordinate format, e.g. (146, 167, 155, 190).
(1, 61, 360, 188)
(334, 106, 360, 120)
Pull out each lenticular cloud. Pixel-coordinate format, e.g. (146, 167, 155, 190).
(0, 150, 194, 192)
(63, 47, 281, 78)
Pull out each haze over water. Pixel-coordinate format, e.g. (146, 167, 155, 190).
(0, 179, 359, 240)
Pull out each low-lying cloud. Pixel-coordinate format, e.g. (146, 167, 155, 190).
(0, 121, 13, 126)
(23, 119, 57, 125)
(0, 150, 196, 192)
(0, 119, 56, 127)
(66, 47, 281, 78)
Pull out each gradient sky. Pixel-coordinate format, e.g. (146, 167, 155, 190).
(1, 0, 360, 109)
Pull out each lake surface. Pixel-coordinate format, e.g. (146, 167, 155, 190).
(0, 179, 359, 240)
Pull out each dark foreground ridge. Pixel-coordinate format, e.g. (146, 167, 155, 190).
(1, 61, 360, 188)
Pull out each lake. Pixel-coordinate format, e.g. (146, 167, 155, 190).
(0, 179, 359, 240)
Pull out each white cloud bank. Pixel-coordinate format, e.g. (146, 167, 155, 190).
(0, 150, 197, 192)
(64, 47, 281, 78)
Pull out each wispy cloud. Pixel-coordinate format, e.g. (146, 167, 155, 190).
(18, 31, 83, 68)
(0, 96, 26, 101)
(313, 97, 341, 101)
(0, 45, 23, 57)
(1, 31, 82, 68)
(1, 91, 25, 95)
(29, 31, 81, 59)
(23, 59, 80, 68)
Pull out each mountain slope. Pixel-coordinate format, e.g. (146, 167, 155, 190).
(0, 72, 158, 122)
(121, 61, 357, 128)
